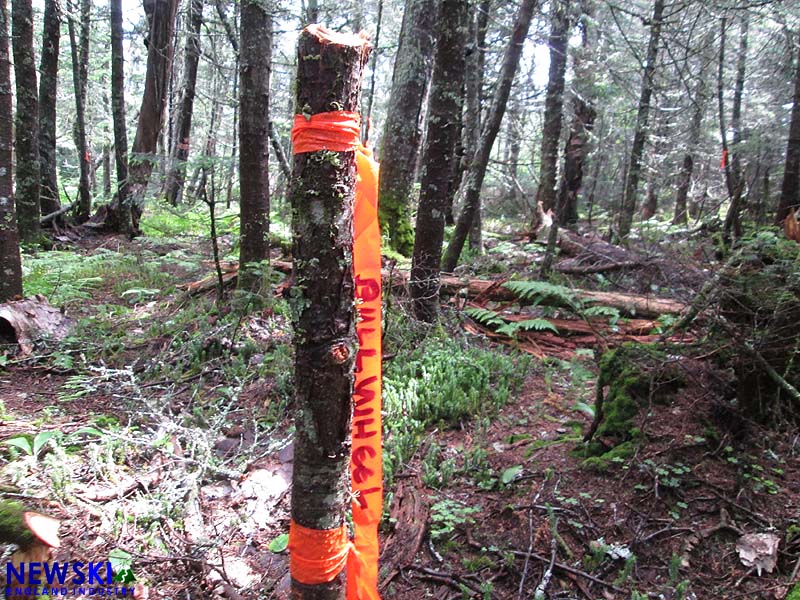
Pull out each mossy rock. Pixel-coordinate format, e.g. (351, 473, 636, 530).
(581, 343, 684, 458)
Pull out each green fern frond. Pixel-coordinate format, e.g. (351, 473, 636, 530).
(582, 305, 621, 322)
(464, 307, 505, 328)
(496, 318, 558, 337)
(502, 280, 579, 309)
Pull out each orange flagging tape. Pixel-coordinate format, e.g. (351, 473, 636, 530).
(290, 110, 382, 600)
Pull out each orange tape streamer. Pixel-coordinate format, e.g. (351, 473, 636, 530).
(290, 110, 382, 600)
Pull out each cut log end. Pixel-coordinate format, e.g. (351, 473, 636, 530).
(304, 24, 371, 50)
(22, 511, 61, 548)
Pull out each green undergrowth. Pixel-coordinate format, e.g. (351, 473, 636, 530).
(382, 327, 531, 489)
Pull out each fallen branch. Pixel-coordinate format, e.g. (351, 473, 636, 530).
(40, 201, 78, 225)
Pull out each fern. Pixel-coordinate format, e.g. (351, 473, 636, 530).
(497, 319, 559, 337)
(502, 280, 579, 310)
(464, 307, 505, 328)
(582, 305, 621, 324)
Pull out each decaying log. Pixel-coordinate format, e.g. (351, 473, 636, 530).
(182, 261, 688, 319)
(0, 295, 74, 355)
(379, 478, 429, 590)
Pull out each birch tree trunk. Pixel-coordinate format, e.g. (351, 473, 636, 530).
(290, 26, 370, 600)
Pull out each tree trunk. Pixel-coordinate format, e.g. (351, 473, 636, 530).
(533, 0, 571, 221)
(107, 0, 131, 235)
(37, 0, 60, 218)
(225, 64, 239, 209)
(102, 144, 111, 199)
(616, 0, 664, 241)
(362, 0, 382, 143)
(0, 0, 22, 301)
(410, 0, 468, 322)
(557, 96, 596, 226)
(777, 40, 800, 224)
(723, 13, 749, 240)
(442, 0, 538, 272)
(377, 0, 437, 256)
(109, 0, 179, 234)
(674, 77, 706, 225)
(463, 0, 491, 249)
(11, 0, 40, 242)
(640, 109, 670, 220)
(237, 0, 271, 294)
(164, 0, 204, 206)
(289, 26, 370, 600)
(68, 0, 92, 222)
(450, 0, 489, 227)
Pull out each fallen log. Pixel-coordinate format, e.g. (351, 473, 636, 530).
(0, 295, 74, 355)
(182, 261, 688, 318)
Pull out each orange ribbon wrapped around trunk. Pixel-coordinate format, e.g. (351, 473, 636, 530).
(289, 110, 382, 600)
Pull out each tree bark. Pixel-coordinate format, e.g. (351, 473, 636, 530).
(377, 0, 437, 256)
(37, 0, 60, 218)
(109, 0, 179, 234)
(68, 0, 92, 222)
(164, 0, 204, 206)
(776, 40, 800, 224)
(616, 0, 664, 241)
(11, 0, 40, 242)
(289, 26, 370, 600)
(674, 77, 706, 225)
(107, 0, 131, 235)
(450, 0, 489, 228)
(464, 0, 490, 249)
(0, 0, 22, 301)
(237, 0, 271, 294)
(410, 0, 468, 322)
(442, 0, 538, 272)
(723, 13, 749, 240)
(533, 0, 571, 220)
(557, 96, 596, 226)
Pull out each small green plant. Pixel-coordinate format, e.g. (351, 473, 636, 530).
(429, 499, 480, 543)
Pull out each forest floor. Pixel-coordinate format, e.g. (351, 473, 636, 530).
(0, 214, 798, 600)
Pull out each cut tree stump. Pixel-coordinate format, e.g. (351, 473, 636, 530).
(0, 501, 61, 596)
(0, 295, 74, 355)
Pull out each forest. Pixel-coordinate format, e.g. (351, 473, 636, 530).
(0, 0, 799, 598)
